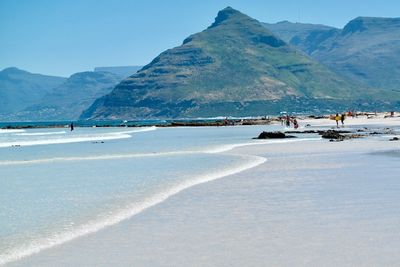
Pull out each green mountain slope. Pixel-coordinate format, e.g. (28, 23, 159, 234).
(82, 7, 393, 120)
(265, 17, 400, 91)
(0, 67, 66, 114)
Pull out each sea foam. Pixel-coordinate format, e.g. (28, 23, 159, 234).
(0, 138, 320, 166)
(0, 127, 156, 148)
(15, 131, 67, 136)
(0, 129, 25, 134)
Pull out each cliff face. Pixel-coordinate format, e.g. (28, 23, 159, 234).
(82, 7, 388, 120)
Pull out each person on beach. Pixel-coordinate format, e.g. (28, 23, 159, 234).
(70, 122, 74, 131)
(340, 114, 345, 126)
(293, 119, 299, 129)
(335, 113, 341, 128)
(348, 110, 354, 118)
(285, 115, 291, 127)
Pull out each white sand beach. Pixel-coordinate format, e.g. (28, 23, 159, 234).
(300, 112, 400, 127)
(6, 116, 400, 267)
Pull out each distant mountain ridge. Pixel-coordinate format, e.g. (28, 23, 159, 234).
(94, 66, 143, 78)
(0, 67, 66, 114)
(16, 71, 123, 121)
(264, 17, 400, 91)
(0, 66, 140, 121)
(82, 7, 383, 120)
(263, 21, 338, 45)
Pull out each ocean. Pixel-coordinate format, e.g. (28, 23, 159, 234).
(0, 124, 321, 265)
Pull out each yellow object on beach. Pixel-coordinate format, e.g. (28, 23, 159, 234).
(329, 115, 340, 120)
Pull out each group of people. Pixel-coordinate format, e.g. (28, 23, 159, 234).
(281, 115, 299, 129)
(281, 113, 346, 129)
(333, 113, 346, 128)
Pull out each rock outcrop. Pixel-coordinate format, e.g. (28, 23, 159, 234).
(256, 131, 296, 139)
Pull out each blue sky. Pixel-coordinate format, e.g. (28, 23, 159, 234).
(1, 0, 399, 77)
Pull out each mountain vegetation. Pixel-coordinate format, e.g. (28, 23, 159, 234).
(82, 7, 385, 120)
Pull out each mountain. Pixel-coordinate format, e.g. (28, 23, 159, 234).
(82, 7, 384, 120)
(0, 67, 66, 114)
(16, 71, 123, 121)
(263, 21, 338, 45)
(94, 66, 143, 78)
(265, 17, 400, 91)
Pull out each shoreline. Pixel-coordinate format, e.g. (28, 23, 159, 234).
(1, 111, 399, 130)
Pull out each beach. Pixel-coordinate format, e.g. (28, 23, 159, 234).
(1, 116, 400, 266)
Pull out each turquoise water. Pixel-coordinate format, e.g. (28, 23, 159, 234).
(1, 125, 314, 265)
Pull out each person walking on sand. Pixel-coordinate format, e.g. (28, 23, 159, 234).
(335, 113, 341, 128)
(293, 118, 299, 129)
(70, 122, 74, 131)
(340, 113, 345, 126)
(285, 115, 291, 127)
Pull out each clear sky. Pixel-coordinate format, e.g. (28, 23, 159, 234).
(1, 0, 399, 77)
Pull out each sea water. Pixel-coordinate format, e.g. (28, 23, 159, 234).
(0, 125, 319, 265)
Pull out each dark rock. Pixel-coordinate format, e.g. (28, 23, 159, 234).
(321, 130, 345, 140)
(390, 137, 399, 141)
(256, 131, 296, 139)
(329, 139, 342, 142)
(330, 130, 352, 134)
(320, 130, 364, 141)
(286, 130, 319, 134)
(171, 121, 225, 127)
(286, 129, 351, 135)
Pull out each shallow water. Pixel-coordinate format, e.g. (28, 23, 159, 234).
(1, 125, 305, 265)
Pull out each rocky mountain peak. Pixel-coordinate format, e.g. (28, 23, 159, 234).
(342, 16, 400, 35)
(208, 6, 250, 28)
(342, 17, 368, 34)
(0, 67, 28, 76)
